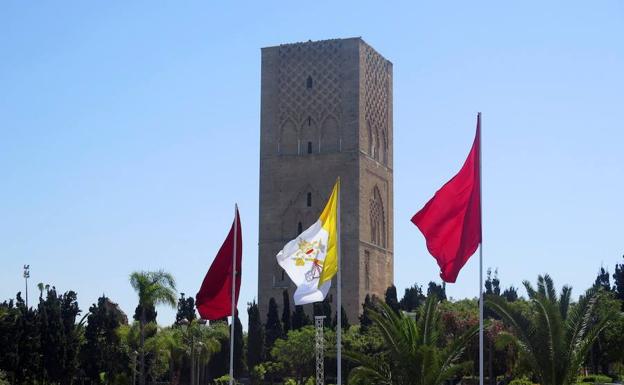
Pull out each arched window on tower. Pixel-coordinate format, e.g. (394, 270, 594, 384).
(370, 186, 386, 248)
(306, 192, 312, 207)
(306, 76, 313, 89)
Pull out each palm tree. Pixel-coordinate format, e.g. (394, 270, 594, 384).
(486, 274, 616, 385)
(129, 270, 177, 385)
(344, 296, 479, 385)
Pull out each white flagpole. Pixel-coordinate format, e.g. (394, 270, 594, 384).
(336, 179, 342, 385)
(478, 113, 484, 385)
(230, 204, 238, 385)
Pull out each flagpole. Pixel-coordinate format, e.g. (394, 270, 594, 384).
(336, 178, 342, 385)
(230, 204, 238, 385)
(477, 113, 484, 385)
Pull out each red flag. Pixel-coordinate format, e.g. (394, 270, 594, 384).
(196, 207, 242, 320)
(411, 114, 481, 283)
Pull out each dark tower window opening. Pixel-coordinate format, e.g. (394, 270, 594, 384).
(306, 76, 313, 89)
(308, 116, 312, 126)
(281, 270, 285, 281)
(297, 221, 303, 235)
(307, 192, 312, 207)
(307, 141, 312, 154)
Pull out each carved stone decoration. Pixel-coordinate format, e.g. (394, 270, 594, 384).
(277, 40, 343, 150)
(363, 44, 391, 164)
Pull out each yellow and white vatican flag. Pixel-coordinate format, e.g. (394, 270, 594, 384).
(276, 179, 339, 305)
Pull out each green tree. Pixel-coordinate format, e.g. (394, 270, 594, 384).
(247, 301, 265, 371)
(486, 274, 617, 385)
(13, 293, 41, 385)
(82, 296, 127, 383)
(175, 293, 196, 325)
(38, 287, 81, 385)
(485, 268, 501, 296)
(359, 294, 375, 333)
(427, 281, 447, 301)
(385, 285, 400, 314)
(265, 297, 283, 353)
(593, 267, 612, 292)
(230, 314, 245, 377)
(281, 290, 291, 335)
(291, 305, 311, 330)
(332, 305, 350, 330)
(613, 255, 624, 310)
(344, 296, 479, 385)
(313, 295, 332, 324)
(129, 270, 177, 385)
(400, 284, 425, 311)
(271, 327, 317, 384)
(0, 299, 20, 383)
(206, 321, 230, 381)
(502, 287, 519, 302)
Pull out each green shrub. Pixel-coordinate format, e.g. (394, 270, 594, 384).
(213, 375, 237, 385)
(0, 371, 9, 385)
(509, 377, 533, 385)
(579, 374, 613, 384)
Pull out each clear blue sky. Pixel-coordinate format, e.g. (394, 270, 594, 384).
(1, 1, 623, 328)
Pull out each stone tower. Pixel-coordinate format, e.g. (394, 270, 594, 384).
(258, 38, 393, 322)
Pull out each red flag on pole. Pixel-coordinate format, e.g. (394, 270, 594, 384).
(411, 115, 481, 283)
(196, 207, 242, 320)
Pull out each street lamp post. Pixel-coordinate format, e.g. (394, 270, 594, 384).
(23, 265, 30, 308)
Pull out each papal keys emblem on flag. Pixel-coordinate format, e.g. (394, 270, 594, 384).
(292, 239, 327, 282)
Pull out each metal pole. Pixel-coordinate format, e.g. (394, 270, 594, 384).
(23, 265, 30, 308)
(229, 204, 238, 385)
(477, 112, 484, 385)
(315, 316, 326, 385)
(336, 178, 342, 385)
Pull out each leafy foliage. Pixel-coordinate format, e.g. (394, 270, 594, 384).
(291, 305, 311, 330)
(81, 296, 127, 382)
(271, 326, 317, 384)
(129, 270, 177, 385)
(345, 296, 478, 385)
(332, 305, 350, 330)
(486, 274, 617, 385)
(265, 297, 283, 353)
(400, 284, 426, 311)
(427, 281, 447, 301)
(385, 285, 400, 314)
(175, 292, 196, 325)
(281, 290, 291, 334)
(247, 300, 265, 371)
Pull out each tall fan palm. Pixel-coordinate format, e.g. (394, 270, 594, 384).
(344, 296, 479, 385)
(486, 274, 616, 385)
(130, 270, 177, 385)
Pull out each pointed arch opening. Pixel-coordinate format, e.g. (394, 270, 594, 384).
(370, 186, 386, 248)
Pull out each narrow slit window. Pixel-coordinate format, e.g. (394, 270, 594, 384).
(307, 116, 312, 126)
(307, 141, 312, 154)
(297, 222, 303, 235)
(306, 76, 313, 89)
(307, 192, 312, 207)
